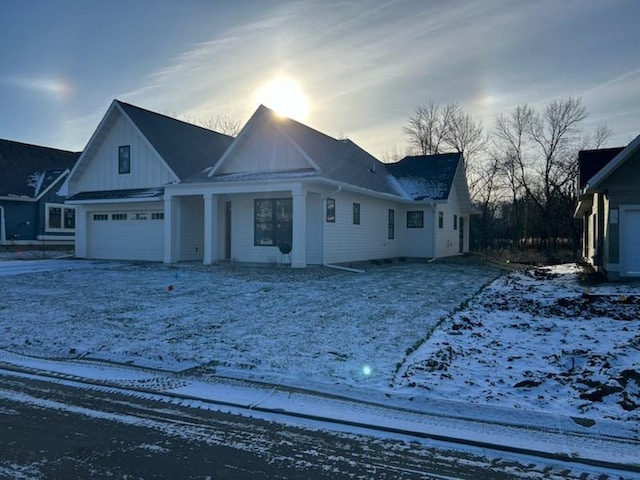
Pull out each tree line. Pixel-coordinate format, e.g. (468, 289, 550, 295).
(401, 97, 612, 262)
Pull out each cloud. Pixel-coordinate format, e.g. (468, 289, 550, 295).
(2, 76, 72, 100)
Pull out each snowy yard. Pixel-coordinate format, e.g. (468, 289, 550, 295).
(0, 255, 638, 424)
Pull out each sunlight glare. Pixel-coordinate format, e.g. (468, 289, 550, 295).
(255, 76, 309, 121)
(362, 365, 372, 377)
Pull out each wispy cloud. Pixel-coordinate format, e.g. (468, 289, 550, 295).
(3, 76, 72, 100)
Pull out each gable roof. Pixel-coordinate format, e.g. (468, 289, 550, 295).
(0, 138, 79, 197)
(205, 105, 404, 197)
(386, 153, 462, 201)
(578, 146, 625, 190)
(115, 101, 235, 180)
(584, 134, 640, 191)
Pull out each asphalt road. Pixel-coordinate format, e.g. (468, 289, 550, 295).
(0, 372, 633, 480)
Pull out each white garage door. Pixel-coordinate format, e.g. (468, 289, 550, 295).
(88, 211, 164, 261)
(622, 207, 640, 277)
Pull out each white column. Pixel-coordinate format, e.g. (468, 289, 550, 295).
(203, 193, 218, 265)
(291, 189, 307, 268)
(163, 195, 179, 264)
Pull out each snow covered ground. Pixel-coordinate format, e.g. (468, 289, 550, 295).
(0, 256, 638, 426)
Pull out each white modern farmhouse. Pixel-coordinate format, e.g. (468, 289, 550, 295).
(63, 100, 473, 267)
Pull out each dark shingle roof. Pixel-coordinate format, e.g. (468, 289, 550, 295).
(66, 187, 164, 202)
(0, 138, 79, 197)
(577, 147, 625, 190)
(386, 153, 461, 201)
(116, 101, 235, 180)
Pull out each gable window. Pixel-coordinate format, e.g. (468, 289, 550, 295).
(326, 198, 336, 223)
(118, 145, 131, 174)
(46, 203, 75, 232)
(353, 203, 360, 225)
(388, 209, 395, 239)
(254, 198, 292, 246)
(438, 211, 444, 229)
(407, 211, 424, 228)
(454, 214, 458, 230)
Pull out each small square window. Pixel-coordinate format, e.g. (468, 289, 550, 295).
(407, 211, 424, 228)
(438, 211, 444, 229)
(353, 203, 360, 225)
(326, 198, 336, 223)
(118, 145, 131, 174)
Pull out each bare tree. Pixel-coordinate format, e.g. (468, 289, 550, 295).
(403, 101, 458, 155)
(175, 113, 241, 137)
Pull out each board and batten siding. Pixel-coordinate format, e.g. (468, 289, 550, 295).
(73, 113, 175, 193)
(322, 192, 401, 265)
(218, 119, 310, 175)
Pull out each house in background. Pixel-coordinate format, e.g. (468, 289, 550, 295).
(575, 135, 640, 279)
(64, 99, 473, 267)
(0, 139, 79, 245)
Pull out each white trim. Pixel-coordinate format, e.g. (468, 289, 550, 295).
(44, 202, 76, 233)
(37, 169, 70, 200)
(0, 205, 5, 244)
(586, 134, 640, 191)
(619, 204, 640, 277)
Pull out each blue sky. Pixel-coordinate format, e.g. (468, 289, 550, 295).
(1, 0, 639, 158)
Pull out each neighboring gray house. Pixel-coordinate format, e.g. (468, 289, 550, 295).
(0, 139, 79, 245)
(63, 100, 473, 266)
(575, 135, 640, 279)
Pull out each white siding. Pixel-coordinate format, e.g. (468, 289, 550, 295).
(218, 118, 310, 174)
(323, 192, 401, 264)
(400, 207, 435, 258)
(73, 113, 175, 193)
(179, 196, 204, 261)
(305, 192, 322, 264)
(435, 182, 462, 257)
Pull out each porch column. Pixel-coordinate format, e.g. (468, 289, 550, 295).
(291, 189, 307, 268)
(163, 195, 179, 263)
(203, 193, 218, 265)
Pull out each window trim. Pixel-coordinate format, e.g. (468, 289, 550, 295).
(45, 203, 75, 232)
(118, 145, 131, 175)
(254, 198, 293, 247)
(406, 210, 424, 228)
(353, 202, 361, 225)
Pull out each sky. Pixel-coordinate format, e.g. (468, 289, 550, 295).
(1, 0, 639, 159)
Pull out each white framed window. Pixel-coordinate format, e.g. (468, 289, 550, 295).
(46, 203, 75, 232)
(112, 213, 127, 221)
(93, 214, 108, 221)
(151, 212, 164, 220)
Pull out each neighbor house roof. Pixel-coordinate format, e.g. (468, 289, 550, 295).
(0, 138, 79, 197)
(577, 147, 625, 190)
(115, 101, 235, 180)
(386, 153, 462, 201)
(66, 187, 164, 203)
(204, 105, 406, 198)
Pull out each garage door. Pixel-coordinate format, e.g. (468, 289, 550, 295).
(87, 211, 164, 261)
(622, 207, 640, 277)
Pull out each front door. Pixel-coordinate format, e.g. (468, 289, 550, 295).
(225, 201, 232, 259)
(459, 216, 464, 254)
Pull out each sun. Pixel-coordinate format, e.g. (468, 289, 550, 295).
(255, 76, 309, 121)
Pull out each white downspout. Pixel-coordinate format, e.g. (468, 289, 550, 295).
(0, 205, 5, 245)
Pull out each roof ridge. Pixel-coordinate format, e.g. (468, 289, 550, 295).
(0, 137, 80, 155)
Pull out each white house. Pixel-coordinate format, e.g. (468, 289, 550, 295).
(64, 99, 473, 267)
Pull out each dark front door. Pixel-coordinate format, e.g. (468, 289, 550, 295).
(225, 202, 232, 259)
(459, 216, 464, 254)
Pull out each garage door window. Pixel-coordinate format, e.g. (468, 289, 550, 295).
(112, 213, 127, 221)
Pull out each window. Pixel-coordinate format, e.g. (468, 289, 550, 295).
(151, 212, 164, 220)
(326, 198, 336, 223)
(353, 203, 360, 225)
(132, 213, 148, 220)
(93, 214, 108, 221)
(388, 209, 395, 239)
(454, 214, 458, 230)
(46, 203, 75, 232)
(112, 213, 127, 221)
(254, 198, 292, 246)
(407, 211, 424, 228)
(438, 211, 444, 229)
(118, 145, 131, 174)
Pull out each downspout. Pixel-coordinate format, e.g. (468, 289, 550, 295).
(320, 185, 364, 273)
(0, 205, 5, 245)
